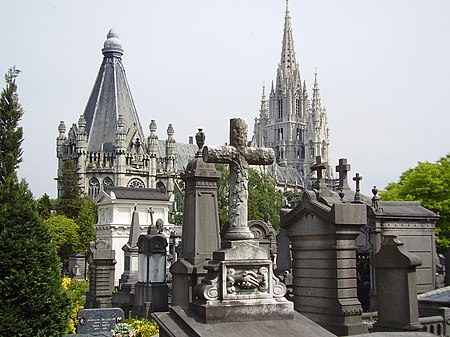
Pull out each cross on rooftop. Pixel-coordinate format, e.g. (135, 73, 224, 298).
(147, 207, 155, 234)
(310, 156, 326, 181)
(310, 156, 327, 191)
(353, 173, 363, 203)
(336, 158, 351, 190)
(203, 118, 274, 240)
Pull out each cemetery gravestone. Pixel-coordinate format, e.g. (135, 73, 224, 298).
(282, 157, 368, 336)
(76, 308, 124, 334)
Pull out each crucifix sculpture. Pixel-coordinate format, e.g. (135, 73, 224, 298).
(203, 118, 274, 240)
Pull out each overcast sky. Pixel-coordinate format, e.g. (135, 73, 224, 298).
(2, 0, 449, 199)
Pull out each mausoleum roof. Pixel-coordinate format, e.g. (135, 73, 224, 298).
(83, 29, 145, 153)
(103, 186, 169, 201)
(368, 201, 439, 219)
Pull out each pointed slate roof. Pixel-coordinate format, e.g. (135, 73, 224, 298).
(82, 29, 145, 153)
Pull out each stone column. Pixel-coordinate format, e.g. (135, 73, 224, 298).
(372, 235, 423, 332)
(86, 240, 116, 308)
(170, 129, 221, 307)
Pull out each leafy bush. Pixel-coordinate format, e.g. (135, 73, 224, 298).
(124, 317, 159, 337)
(62, 277, 88, 334)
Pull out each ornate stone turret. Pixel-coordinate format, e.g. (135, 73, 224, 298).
(146, 120, 158, 189)
(56, 30, 185, 198)
(165, 124, 176, 194)
(305, 71, 331, 180)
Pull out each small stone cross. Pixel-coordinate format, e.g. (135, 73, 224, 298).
(203, 118, 274, 240)
(147, 207, 155, 234)
(353, 173, 363, 202)
(336, 158, 351, 190)
(310, 156, 326, 190)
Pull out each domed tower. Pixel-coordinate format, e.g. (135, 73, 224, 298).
(56, 30, 155, 198)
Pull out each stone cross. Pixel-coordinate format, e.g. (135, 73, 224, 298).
(336, 158, 351, 190)
(353, 173, 363, 202)
(203, 118, 274, 240)
(147, 207, 155, 235)
(310, 156, 326, 190)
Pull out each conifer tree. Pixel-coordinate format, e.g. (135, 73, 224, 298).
(36, 193, 52, 220)
(57, 160, 84, 219)
(76, 196, 97, 252)
(0, 67, 71, 335)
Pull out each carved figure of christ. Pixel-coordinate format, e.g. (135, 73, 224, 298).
(202, 118, 274, 240)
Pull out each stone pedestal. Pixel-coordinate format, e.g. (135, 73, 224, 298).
(85, 240, 116, 308)
(283, 189, 368, 336)
(372, 235, 423, 332)
(134, 282, 169, 316)
(170, 129, 221, 307)
(190, 240, 293, 323)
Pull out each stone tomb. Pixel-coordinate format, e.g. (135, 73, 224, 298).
(153, 119, 335, 337)
(282, 157, 368, 336)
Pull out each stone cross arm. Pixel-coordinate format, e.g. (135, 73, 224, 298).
(203, 145, 274, 166)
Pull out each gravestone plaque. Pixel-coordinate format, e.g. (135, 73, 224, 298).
(76, 308, 124, 334)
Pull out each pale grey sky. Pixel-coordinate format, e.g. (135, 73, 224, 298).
(2, 0, 449, 199)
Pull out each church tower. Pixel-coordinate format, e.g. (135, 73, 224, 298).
(56, 30, 178, 198)
(252, 1, 332, 186)
(304, 71, 331, 179)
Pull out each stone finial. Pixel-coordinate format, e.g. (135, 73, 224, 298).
(167, 123, 174, 137)
(149, 119, 157, 133)
(102, 29, 124, 56)
(195, 128, 205, 150)
(78, 115, 86, 128)
(58, 120, 66, 135)
(371, 186, 380, 210)
(195, 128, 205, 157)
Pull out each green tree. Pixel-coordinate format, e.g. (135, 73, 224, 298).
(283, 190, 303, 209)
(380, 154, 450, 249)
(76, 196, 97, 252)
(0, 67, 71, 335)
(216, 164, 283, 231)
(57, 160, 83, 219)
(45, 215, 81, 263)
(36, 193, 52, 220)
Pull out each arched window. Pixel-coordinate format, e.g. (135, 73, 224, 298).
(156, 181, 166, 193)
(89, 177, 100, 197)
(128, 178, 145, 189)
(103, 177, 114, 187)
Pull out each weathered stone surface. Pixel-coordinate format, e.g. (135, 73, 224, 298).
(85, 240, 116, 309)
(283, 185, 368, 336)
(202, 118, 274, 240)
(366, 200, 438, 310)
(372, 235, 423, 332)
(170, 129, 221, 307)
(153, 306, 337, 337)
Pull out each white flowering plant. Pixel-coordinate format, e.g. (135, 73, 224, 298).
(111, 322, 136, 337)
